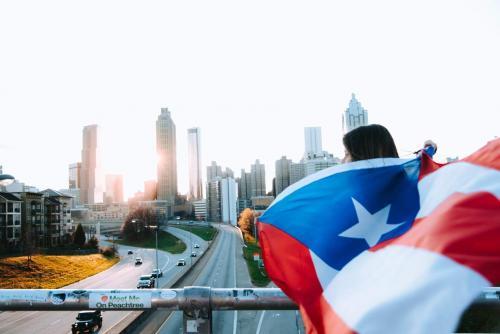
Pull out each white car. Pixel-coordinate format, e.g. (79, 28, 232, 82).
(135, 257, 143, 265)
(151, 268, 163, 278)
(193, 244, 200, 249)
(177, 259, 186, 266)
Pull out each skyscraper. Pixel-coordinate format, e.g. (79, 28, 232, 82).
(343, 93, 368, 133)
(69, 162, 81, 189)
(304, 127, 323, 158)
(290, 162, 306, 185)
(250, 159, 266, 197)
(156, 108, 177, 204)
(206, 176, 237, 225)
(187, 128, 202, 200)
(105, 174, 124, 204)
(275, 156, 292, 195)
(206, 161, 223, 182)
(80, 125, 103, 204)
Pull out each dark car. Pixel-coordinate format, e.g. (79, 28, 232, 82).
(71, 310, 102, 334)
(190, 252, 197, 257)
(127, 250, 133, 255)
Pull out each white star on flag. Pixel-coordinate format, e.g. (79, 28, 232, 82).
(339, 198, 405, 247)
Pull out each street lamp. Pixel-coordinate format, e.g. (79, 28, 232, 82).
(189, 220, 192, 266)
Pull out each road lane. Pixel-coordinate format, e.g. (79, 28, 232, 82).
(157, 224, 237, 334)
(0, 227, 202, 334)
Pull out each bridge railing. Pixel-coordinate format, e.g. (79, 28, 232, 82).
(0, 287, 498, 333)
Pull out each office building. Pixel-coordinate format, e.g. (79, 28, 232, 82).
(304, 127, 323, 158)
(206, 177, 237, 225)
(275, 156, 292, 196)
(207, 161, 223, 182)
(80, 125, 104, 204)
(250, 160, 266, 197)
(192, 199, 207, 220)
(187, 128, 203, 200)
(343, 93, 368, 133)
(144, 180, 157, 201)
(290, 162, 306, 185)
(105, 174, 124, 204)
(69, 162, 81, 189)
(156, 108, 177, 204)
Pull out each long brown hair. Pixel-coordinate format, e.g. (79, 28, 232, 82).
(343, 124, 399, 162)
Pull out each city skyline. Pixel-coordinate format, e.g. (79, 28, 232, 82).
(1, 1, 499, 199)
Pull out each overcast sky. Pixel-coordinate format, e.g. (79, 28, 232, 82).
(1, 0, 499, 199)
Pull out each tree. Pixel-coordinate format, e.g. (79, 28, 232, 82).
(86, 236, 99, 249)
(238, 208, 256, 243)
(121, 207, 158, 242)
(73, 223, 86, 248)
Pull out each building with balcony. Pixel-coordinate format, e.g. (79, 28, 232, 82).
(0, 192, 22, 252)
(40, 189, 73, 247)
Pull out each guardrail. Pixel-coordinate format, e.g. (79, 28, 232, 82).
(0, 287, 498, 333)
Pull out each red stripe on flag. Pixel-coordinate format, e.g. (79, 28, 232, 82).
(259, 222, 352, 334)
(462, 138, 500, 170)
(389, 192, 500, 284)
(418, 152, 445, 180)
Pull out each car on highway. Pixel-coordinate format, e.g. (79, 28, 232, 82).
(151, 268, 163, 278)
(193, 243, 200, 248)
(137, 274, 155, 288)
(127, 250, 133, 255)
(191, 252, 197, 257)
(71, 310, 102, 334)
(135, 257, 143, 265)
(177, 259, 186, 266)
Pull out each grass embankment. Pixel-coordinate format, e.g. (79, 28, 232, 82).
(175, 224, 218, 241)
(243, 241, 270, 287)
(116, 230, 186, 254)
(0, 254, 119, 289)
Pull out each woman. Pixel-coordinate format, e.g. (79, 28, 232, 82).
(342, 124, 436, 163)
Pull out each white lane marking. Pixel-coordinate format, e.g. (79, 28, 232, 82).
(233, 227, 238, 334)
(256, 311, 266, 334)
(102, 311, 132, 334)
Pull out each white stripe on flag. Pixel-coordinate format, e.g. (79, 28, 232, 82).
(270, 157, 413, 209)
(417, 162, 500, 218)
(323, 246, 488, 334)
(309, 249, 339, 291)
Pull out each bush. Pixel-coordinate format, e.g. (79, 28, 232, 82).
(86, 236, 99, 249)
(101, 246, 117, 258)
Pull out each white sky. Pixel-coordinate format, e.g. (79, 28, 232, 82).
(1, 0, 499, 199)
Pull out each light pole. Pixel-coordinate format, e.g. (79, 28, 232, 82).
(155, 223, 159, 287)
(189, 221, 192, 266)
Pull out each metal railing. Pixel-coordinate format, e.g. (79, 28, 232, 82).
(0, 287, 498, 333)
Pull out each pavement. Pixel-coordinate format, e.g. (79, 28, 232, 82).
(156, 224, 305, 334)
(0, 227, 205, 334)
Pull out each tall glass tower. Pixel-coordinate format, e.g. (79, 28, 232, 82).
(156, 108, 177, 203)
(80, 125, 103, 204)
(187, 127, 202, 200)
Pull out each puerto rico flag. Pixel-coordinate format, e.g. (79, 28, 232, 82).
(258, 139, 500, 334)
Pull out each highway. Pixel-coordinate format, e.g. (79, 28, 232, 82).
(157, 224, 304, 334)
(0, 227, 206, 334)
